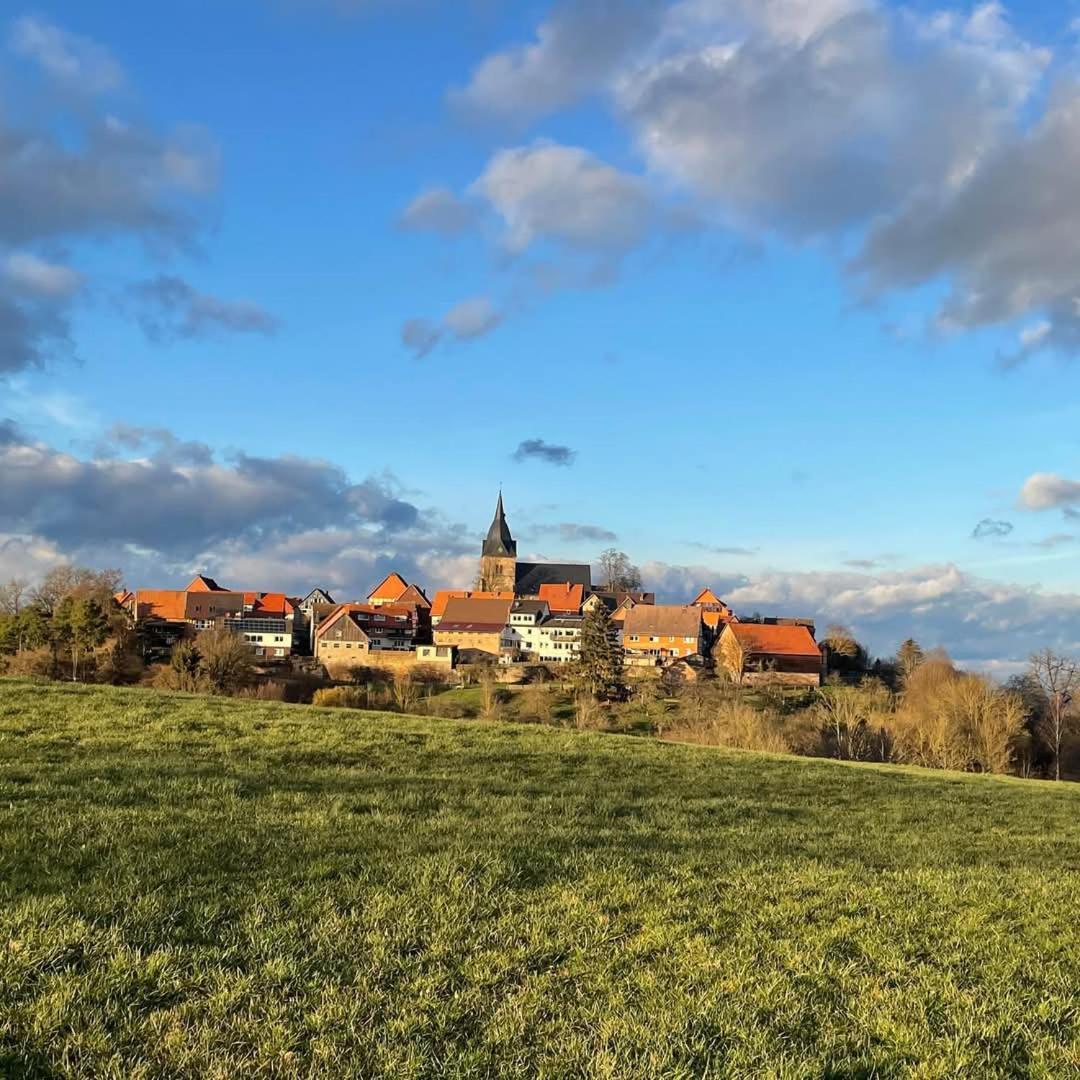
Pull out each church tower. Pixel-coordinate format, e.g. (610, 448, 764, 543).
(478, 492, 517, 592)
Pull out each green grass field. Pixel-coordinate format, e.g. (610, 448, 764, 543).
(2, 680, 1079, 1078)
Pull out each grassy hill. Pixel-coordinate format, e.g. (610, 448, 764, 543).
(2, 681, 1079, 1078)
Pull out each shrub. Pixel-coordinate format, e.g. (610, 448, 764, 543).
(666, 700, 797, 755)
(196, 628, 254, 696)
(312, 686, 370, 709)
(427, 698, 473, 719)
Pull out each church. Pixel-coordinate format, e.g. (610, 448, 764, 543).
(478, 493, 592, 595)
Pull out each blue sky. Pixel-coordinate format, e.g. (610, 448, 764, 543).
(4, 0, 1080, 667)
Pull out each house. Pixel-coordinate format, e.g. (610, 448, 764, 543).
(298, 588, 334, 615)
(622, 605, 704, 664)
(367, 572, 411, 607)
(584, 590, 653, 627)
(129, 576, 246, 626)
(230, 616, 295, 660)
(531, 615, 584, 663)
(717, 623, 824, 687)
(538, 582, 584, 614)
(476, 492, 591, 595)
(430, 590, 514, 627)
(433, 596, 514, 657)
(690, 587, 738, 640)
(504, 599, 548, 657)
(314, 604, 416, 663)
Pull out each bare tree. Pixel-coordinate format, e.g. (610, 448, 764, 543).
(597, 548, 642, 592)
(1028, 649, 1080, 781)
(0, 578, 29, 616)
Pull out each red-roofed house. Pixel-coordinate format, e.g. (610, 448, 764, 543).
(538, 582, 584, 614)
(622, 605, 704, 663)
(433, 596, 513, 657)
(690, 587, 737, 636)
(718, 623, 823, 687)
(367, 572, 410, 607)
(430, 590, 514, 625)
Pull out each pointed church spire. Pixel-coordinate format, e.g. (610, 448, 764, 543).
(483, 490, 517, 558)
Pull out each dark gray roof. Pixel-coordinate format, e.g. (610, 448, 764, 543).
(512, 599, 548, 614)
(543, 616, 584, 629)
(482, 493, 517, 558)
(515, 561, 591, 594)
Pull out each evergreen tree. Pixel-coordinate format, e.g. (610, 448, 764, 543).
(0, 616, 17, 656)
(16, 607, 49, 653)
(578, 604, 624, 701)
(55, 598, 109, 681)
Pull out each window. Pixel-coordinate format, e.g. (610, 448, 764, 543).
(684, 636, 694, 643)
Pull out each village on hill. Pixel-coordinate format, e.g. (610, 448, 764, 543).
(116, 493, 825, 688)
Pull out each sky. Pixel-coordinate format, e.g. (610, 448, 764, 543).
(3, 0, 1080, 670)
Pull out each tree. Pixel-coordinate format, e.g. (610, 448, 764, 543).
(52, 597, 109, 681)
(31, 566, 123, 617)
(577, 603, 624, 701)
(0, 578, 29, 616)
(896, 638, 925, 682)
(822, 624, 869, 675)
(0, 616, 17, 656)
(478, 663, 504, 720)
(597, 548, 642, 592)
(195, 628, 253, 695)
(16, 607, 49, 653)
(161, 640, 204, 692)
(1027, 649, 1080, 781)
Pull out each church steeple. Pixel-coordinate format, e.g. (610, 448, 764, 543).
(483, 491, 517, 558)
(478, 491, 518, 592)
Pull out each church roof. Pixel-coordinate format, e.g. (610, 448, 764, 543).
(515, 561, 591, 595)
(482, 493, 517, 558)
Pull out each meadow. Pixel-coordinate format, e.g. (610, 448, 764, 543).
(1, 679, 1079, 1078)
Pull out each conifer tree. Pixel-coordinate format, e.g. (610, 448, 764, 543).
(578, 604, 624, 701)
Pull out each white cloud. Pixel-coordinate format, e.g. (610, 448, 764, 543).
(450, 0, 663, 123)
(472, 142, 654, 255)
(9, 15, 124, 95)
(399, 187, 478, 235)
(642, 558, 1080, 666)
(401, 295, 502, 357)
(1019, 473, 1080, 511)
(443, 296, 501, 340)
(4, 253, 83, 298)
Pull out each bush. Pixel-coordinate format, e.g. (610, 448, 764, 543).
(667, 700, 806, 755)
(4, 647, 56, 679)
(893, 663, 1024, 773)
(312, 687, 370, 710)
(427, 698, 474, 719)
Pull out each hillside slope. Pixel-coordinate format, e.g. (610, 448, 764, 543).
(2, 681, 1079, 1077)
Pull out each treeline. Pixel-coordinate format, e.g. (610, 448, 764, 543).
(4, 569, 1080, 782)
(660, 638, 1080, 783)
(0, 568, 143, 684)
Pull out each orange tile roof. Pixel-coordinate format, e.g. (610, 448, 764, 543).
(136, 589, 188, 622)
(538, 583, 584, 613)
(702, 610, 736, 630)
(726, 623, 821, 658)
(186, 575, 227, 592)
(692, 588, 724, 607)
(431, 590, 514, 618)
(368, 572, 409, 602)
(251, 593, 296, 617)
